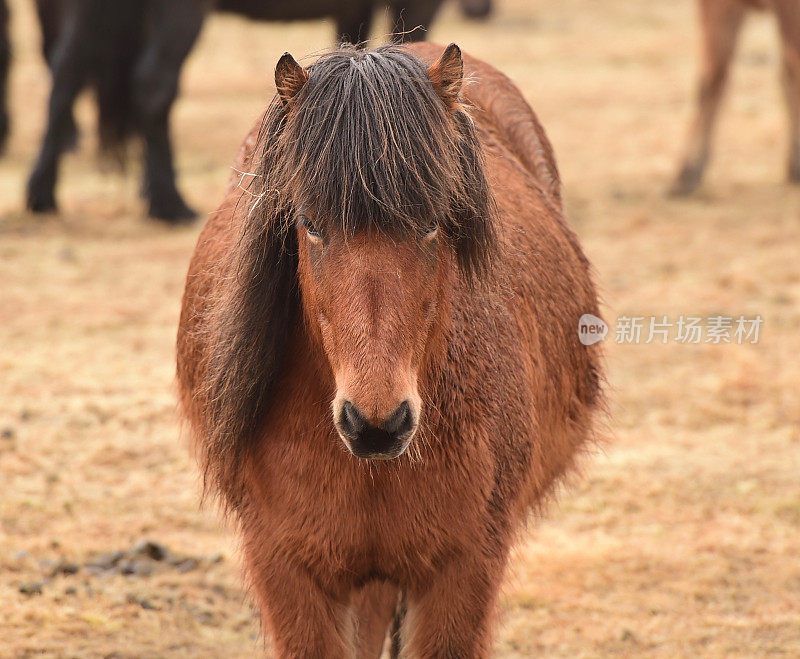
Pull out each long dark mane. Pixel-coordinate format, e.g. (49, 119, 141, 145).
(198, 44, 495, 507)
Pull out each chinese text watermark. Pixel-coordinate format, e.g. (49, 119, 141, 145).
(578, 314, 763, 346)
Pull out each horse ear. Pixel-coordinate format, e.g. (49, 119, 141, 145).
(427, 43, 463, 110)
(275, 52, 309, 107)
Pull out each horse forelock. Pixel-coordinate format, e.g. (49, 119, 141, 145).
(251, 44, 496, 277)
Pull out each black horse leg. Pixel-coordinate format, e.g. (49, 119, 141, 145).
(35, 0, 77, 152)
(133, 2, 203, 222)
(26, 23, 88, 213)
(35, 0, 61, 59)
(336, 0, 374, 45)
(389, 0, 446, 42)
(0, 0, 10, 152)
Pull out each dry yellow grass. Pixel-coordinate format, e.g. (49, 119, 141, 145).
(1, 0, 799, 656)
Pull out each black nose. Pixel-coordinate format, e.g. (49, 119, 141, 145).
(338, 400, 416, 459)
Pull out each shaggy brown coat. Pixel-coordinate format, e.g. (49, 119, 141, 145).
(177, 42, 603, 657)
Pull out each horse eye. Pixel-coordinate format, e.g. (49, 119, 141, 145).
(423, 221, 439, 239)
(299, 215, 322, 240)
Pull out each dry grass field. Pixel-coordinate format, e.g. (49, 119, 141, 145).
(1, 0, 799, 656)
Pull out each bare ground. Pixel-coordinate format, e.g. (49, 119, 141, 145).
(1, 0, 798, 656)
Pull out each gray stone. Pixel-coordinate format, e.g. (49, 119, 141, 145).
(19, 581, 44, 596)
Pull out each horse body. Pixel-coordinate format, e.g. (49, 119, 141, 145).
(177, 42, 602, 656)
(670, 0, 800, 194)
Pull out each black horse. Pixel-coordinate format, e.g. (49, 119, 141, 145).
(23, 0, 493, 222)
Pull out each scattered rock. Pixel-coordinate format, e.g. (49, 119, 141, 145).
(175, 558, 198, 573)
(1, 427, 15, 440)
(127, 594, 158, 610)
(119, 559, 154, 577)
(19, 581, 44, 596)
(87, 550, 125, 571)
(130, 540, 171, 562)
(65, 587, 77, 595)
(49, 559, 80, 577)
(37, 541, 215, 581)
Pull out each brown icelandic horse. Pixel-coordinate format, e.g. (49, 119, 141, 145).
(177, 42, 603, 656)
(670, 0, 800, 194)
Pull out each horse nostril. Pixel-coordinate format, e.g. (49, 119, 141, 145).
(341, 400, 367, 439)
(383, 401, 414, 438)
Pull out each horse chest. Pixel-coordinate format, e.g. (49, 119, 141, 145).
(256, 429, 495, 582)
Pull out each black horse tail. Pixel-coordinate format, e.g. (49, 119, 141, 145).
(95, 42, 136, 158)
(88, 0, 144, 159)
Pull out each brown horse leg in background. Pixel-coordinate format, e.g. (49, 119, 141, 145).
(670, 0, 747, 196)
(775, 0, 800, 182)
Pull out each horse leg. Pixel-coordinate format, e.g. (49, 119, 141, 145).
(336, 0, 374, 45)
(669, 0, 746, 196)
(389, 0, 446, 42)
(35, 0, 78, 152)
(774, 0, 800, 182)
(26, 18, 88, 213)
(352, 581, 399, 658)
(35, 0, 62, 62)
(402, 551, 506, 658)
(244, 549, 355, 657)
(132, 1, 202, 222)
(0, 0, 10, 153)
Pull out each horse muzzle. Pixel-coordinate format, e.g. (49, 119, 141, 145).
(335, 399, 418, 460)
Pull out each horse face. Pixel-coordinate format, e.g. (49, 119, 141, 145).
(296, 217, 442, 460)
